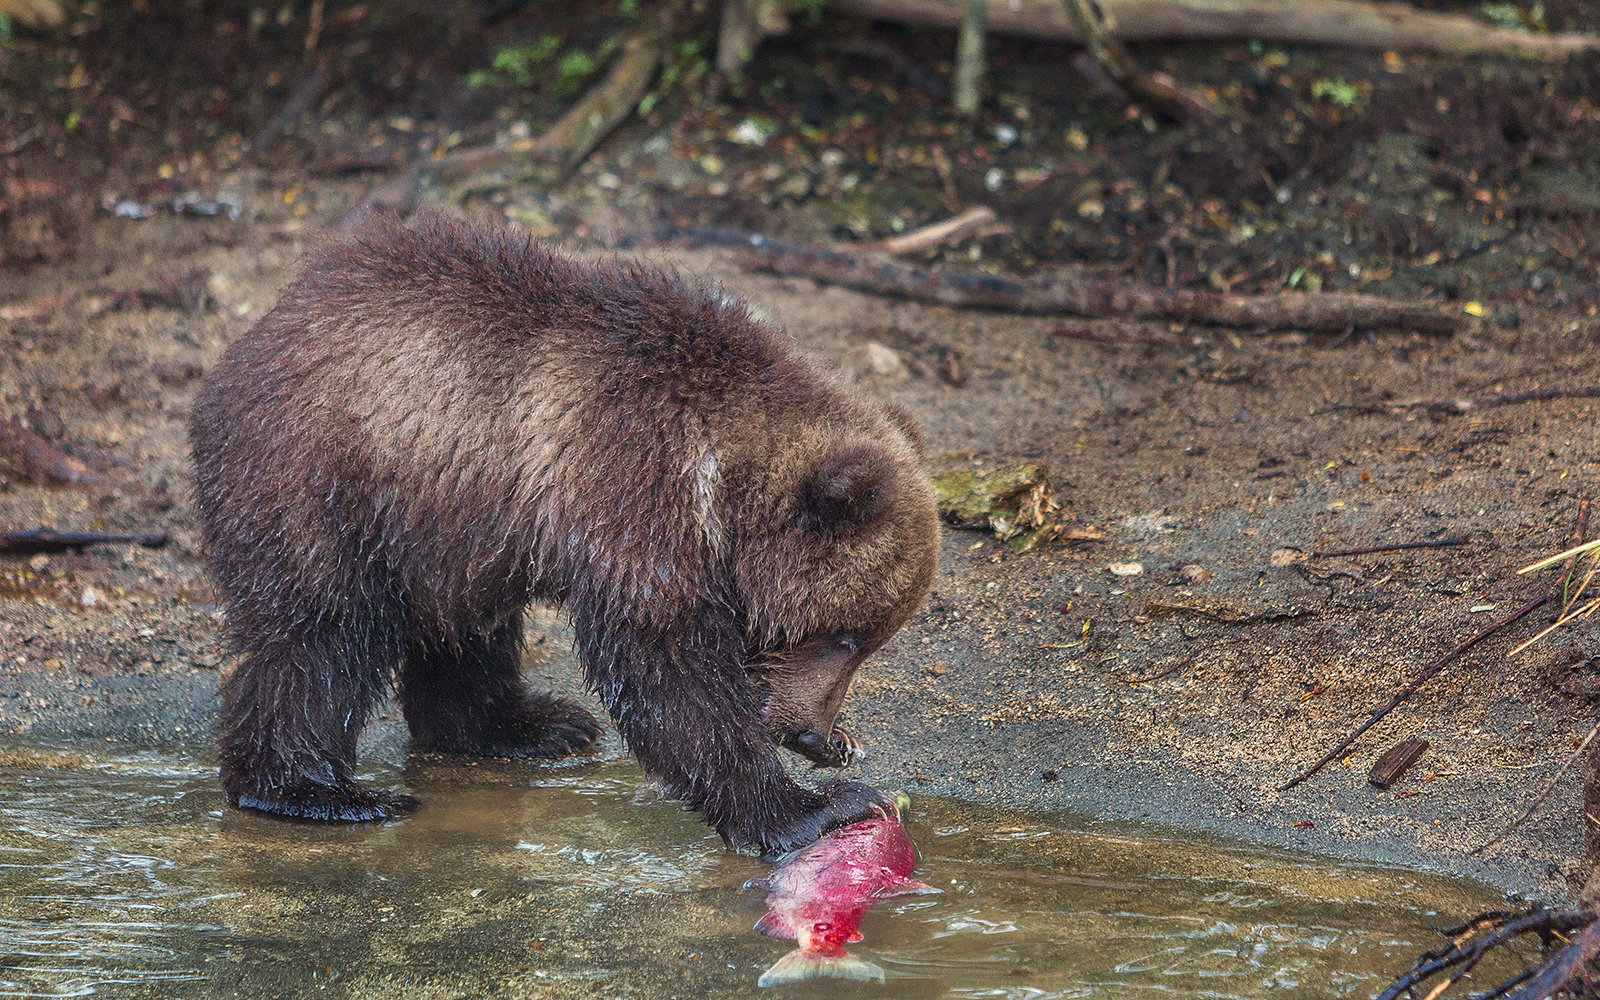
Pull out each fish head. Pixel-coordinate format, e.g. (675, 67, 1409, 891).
(781, 898, 876, 954)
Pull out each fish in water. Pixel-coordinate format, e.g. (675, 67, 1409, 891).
(744, 806, 939, 986)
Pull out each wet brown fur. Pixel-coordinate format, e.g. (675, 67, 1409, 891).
(189, 215, 939, 854)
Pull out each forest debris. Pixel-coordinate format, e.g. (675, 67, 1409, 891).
(718, 0, 793, 73)
(697, 232, 1462, 334)
(812, 38, 949, 99)
(953, 0, 986, 114)
(1389, 386, 1600, 415)
(1279, 592, 1550, 791)
(1126, 657, 1191, 684)
(252, 58, 332, 157)
(857, 206, 1000, 255)
(1377, 908, 1600, 1000)
(841, 342, 908, 379)
(1509, 535, 1600, 657)
(99, 189, 242, 223)
(338, 163, 428, 231)
(436, 0, 682, 189)
(933, 463, 1059, 553)
(1367, 738, 1429, 790)
(0, 529, 167, 556)
(88, 267, 213, 315)
(1144, 599, 1314, 623)
(1061, 0, 1218, 122)
(829, 0, 1600, 58)
(1469, 721, 1600, 856)
(1313, 537, 1470, 559)
(1051, 324, 1181, 347)
(0, 418, 104, 486)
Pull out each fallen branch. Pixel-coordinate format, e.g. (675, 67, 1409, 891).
(1278, 591, 1549, 791)
(832, 0, 1600, 58)
(1311, 537, 1470, 559)
(1500, 916, 1600, 1000)
(1407, 386, 1600, 415)
(252, 58, 332, 158)
(856, 206, 1000, 255)
(680, 230, 1463, 333)
(435, 0, 682, 188)
(0, 528, 167, 556)
(1062, 0, 1218, 122)
(1378, 908, 1599, 1000)
(1565, 494, 1595, 603)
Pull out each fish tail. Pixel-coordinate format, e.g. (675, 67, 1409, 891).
(757, 948, 884, 987)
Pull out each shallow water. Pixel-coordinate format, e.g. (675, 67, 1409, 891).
(0, 741, 1521, 999)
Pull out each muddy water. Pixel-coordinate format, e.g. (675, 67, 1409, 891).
(0, 741, 1518, 999)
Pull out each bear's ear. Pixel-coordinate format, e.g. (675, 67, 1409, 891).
(881, 402, 925, 456)
(798, 443, 894, 532)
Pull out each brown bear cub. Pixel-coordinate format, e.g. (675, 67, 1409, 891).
(189, 215, 939, 855)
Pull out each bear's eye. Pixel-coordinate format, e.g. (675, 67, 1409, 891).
(834, 634, 859, 655)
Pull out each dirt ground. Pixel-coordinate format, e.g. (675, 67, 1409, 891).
(2, 0, 1598, 906)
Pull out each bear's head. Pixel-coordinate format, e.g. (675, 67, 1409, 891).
(733, 399, 939, 767)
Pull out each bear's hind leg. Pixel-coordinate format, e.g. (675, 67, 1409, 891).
(401, 616, 602, 759)
(219, 631, 413, 822)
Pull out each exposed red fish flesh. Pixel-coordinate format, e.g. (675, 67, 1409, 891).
(744, 807, 938, 986)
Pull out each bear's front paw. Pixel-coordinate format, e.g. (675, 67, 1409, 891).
(746, 779, 897, 857)
(231, 782, 418, 823)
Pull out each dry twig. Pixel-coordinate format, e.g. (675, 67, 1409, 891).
(1278, 592, 1549, 791)
(1470, 720, 1600, 856)
(1312, 537, 1470, 559)
(857, 207, 1001, 255)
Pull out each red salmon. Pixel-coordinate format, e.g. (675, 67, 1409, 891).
(744, 807, 938, 986)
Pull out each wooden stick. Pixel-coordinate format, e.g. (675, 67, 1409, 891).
(857, 206, 998, 255)
(1468, 719, 1600, 855)
(1377, 909, 1598, 1000)
(1562, 494, 1594, 604)
(831, 0, 1600, 57)
(1312, 537, 1470, 559)
(1417, 386, 1600, 414)
(1278, 592, 1549, 792)
(1062, 0, 1218, 121)
(706, 233, 1463, 333)
(435, 0, 682, 187)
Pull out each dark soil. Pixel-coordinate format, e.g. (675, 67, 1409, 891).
(2, 0, 1599, 910)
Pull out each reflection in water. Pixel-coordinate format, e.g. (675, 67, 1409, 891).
(0, 741, 1518, 999)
